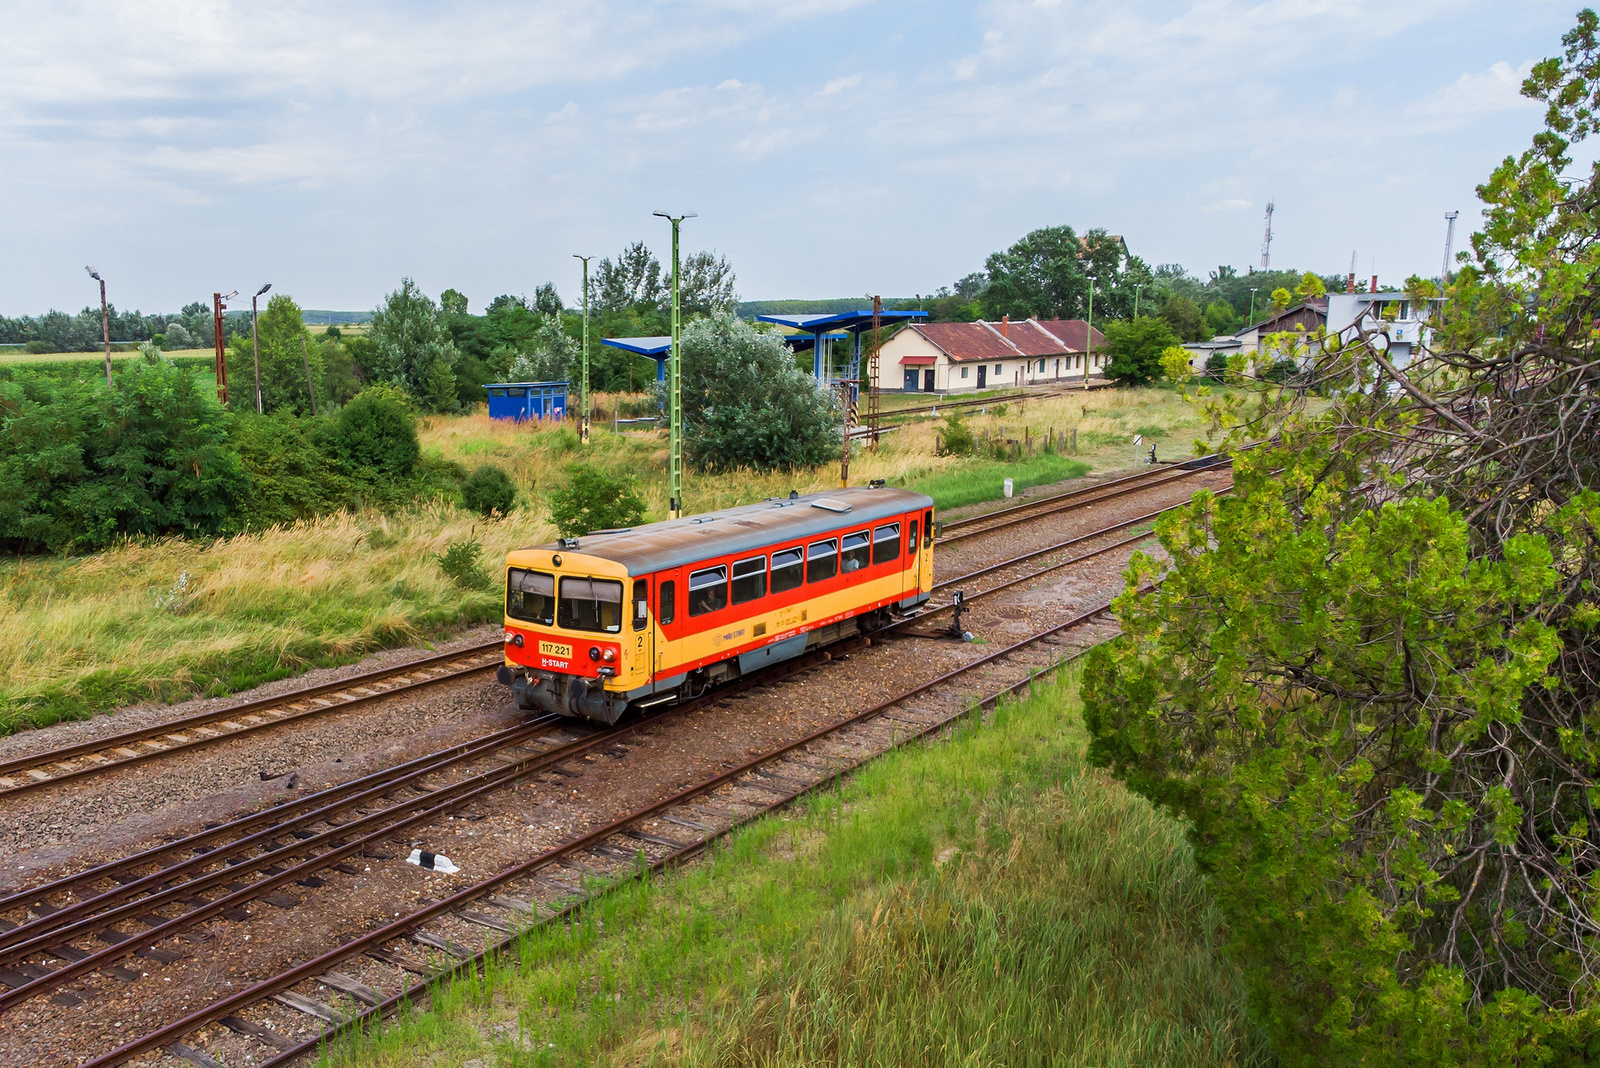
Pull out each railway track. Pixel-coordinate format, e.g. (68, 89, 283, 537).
(0, 645, 506, 801)
(78, 594, 1128, 1068)
(934, 452, 1230, 545)
(0, 455, 1230, 807)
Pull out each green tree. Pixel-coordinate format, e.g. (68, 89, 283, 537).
(367, 279, 460, 411)
(594, 242, 663, 313)
(1157, 293, 1207, 341)
(549, 465, 646, 537)
(675, 313, 839, 472)
(1202, 300, 1241, 337)
(439, 289, 469, 317)
(1268, 286, 1292, 312)
(1293, 271, 1326, 302)
(532, 283, 563, 318)
(1084, 13, 1600, 1058)
(1100, 317, 1179, 386)
(507, 315, 578, 382)
(679, 250, 739, 315)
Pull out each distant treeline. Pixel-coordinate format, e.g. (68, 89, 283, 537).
(0, 303, 253, 354)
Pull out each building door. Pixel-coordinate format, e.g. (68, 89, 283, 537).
(903, 369, 919, 391)
(923, 369, 935, 391)
(976, 365, 987, 388)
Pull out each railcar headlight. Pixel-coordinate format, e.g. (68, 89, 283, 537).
(513, 633, 524, 647)
(504, 630, 514, 643)
(589, 646, 601, 661)
(602, 649, 616, 662)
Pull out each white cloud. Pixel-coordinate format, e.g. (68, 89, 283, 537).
(1413, 61, 1539, 126)
(820, 74, 862, 95)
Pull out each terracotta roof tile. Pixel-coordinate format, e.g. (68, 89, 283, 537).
(909, 322, 1020, 362)
(1032, 319, 1105, 352)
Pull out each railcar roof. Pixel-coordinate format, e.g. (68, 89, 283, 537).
(515, 486, 933, 575)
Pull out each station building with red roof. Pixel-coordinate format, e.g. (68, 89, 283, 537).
(872, 316, 1107, 393)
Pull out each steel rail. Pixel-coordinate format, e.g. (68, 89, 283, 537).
(0, 718, 565, 957)
(935, 457, 1228, 545)
(0, 643, 506, 800)
(81, 594, 1126, 1068)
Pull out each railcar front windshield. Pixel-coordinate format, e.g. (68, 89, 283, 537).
(507, 568, 555, 625)
(558, 576, 624, 633)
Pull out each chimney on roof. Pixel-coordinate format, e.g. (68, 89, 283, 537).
(1346, 273, 1356, 294)
(1369, 275, 1378, 294)
(1000, 314, 1009, 337)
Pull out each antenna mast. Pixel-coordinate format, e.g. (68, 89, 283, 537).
(1259, 201, 1275, 270)
(1441, 211, 1460, 283)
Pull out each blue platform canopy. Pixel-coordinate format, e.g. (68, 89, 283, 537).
(779, 330, 848, 352)
(602, 336, 672, 382)
(485, 381, 568, 421)
(754, 310, 928, 383)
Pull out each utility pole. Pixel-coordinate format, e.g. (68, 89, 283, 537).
(299, 336, 318, 415)
(1084, 275, 1096, 388)
(1247, 287, 1258, 326)
(1260, 201, 1275, 270)
(85, 267, 111, 387)
(212, 291, 235, 406)
(250, 283, 271, 414)
(653, 212, 695, 518)
(866, 294, 882, 448)
(1441, 211, 1460, 284)
(839, 381, 852, 488)
(573, 254, 593, 444)
(1133, 284, 1143, 320)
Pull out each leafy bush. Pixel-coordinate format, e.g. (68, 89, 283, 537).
(1204, 351, 1229, 379)
(1261, 357, 1298, 383)
(549, 464, 646, 537)
(434, 539, 490, 589)
(0, 360, 245, 552)
(936, 413, 975, 456)
(335, 385, 419, 480)
(460, 464, 516, 517)
(231, 411, 356, 529)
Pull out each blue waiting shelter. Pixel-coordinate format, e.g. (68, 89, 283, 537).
(601, 336, 672, 382)
(485, 381, 568, 421)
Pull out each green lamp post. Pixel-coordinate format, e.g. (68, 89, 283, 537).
(653, 211, 696, 519)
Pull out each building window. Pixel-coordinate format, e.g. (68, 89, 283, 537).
(994, 363, 1002, 375)
(960, 366, 969, 379)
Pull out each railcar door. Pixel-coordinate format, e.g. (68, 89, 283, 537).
(919, 508, 935, 591)
(654, 568, 682, 683)
(627, 576, 653, 690)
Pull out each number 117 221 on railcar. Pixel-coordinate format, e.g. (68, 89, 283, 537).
(495, 486, 935, 724)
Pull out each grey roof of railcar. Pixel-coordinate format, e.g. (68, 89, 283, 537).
(516, 486, 933, 576)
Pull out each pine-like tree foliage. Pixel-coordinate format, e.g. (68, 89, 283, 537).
(367, 278, 461, 411)
(1085, 14, 1600, 1060)
(672, 313, 839, 473)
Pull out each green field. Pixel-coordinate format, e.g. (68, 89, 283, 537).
(321, 671, 1266, 1068)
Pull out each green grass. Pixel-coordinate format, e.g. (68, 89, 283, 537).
(317, 672, 1268, 1068)
(900, 452, 1090, 511)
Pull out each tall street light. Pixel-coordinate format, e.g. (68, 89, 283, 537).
(1133, 283, 1144, 320)
(1247, 287, 1259, 326)
(251, 283, 272, 414)
(1084, 274, 1097, 388)
(84, 266, 112, 387)
(573, 254, 593, 444)
(652, 211, 696, 519)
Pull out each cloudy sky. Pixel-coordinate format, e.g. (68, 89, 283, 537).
(0, 0, 1574, 315)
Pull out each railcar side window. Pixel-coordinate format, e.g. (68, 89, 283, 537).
(873, 523, 901, 565)
(731, 556, 767, 604)
(506, 568, 555, 625)
(688, 566, 728, 617)
(806, 539, 838, 584)
(908, 521, 919, 556)
(770, 548, 804, 594)
(632, 579, 649, 631)
(558, 577, 623, 633)
(924, 509, 934, 546)
(841, 531, 869, 573)
(659, 580, 676, 625)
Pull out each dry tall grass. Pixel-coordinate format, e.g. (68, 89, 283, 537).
(2, 386, 1214, 731)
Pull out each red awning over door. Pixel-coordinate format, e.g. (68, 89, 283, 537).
(898, 355, 936, 365)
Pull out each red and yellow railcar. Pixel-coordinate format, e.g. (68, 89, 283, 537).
(497, 486, 935, 723)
